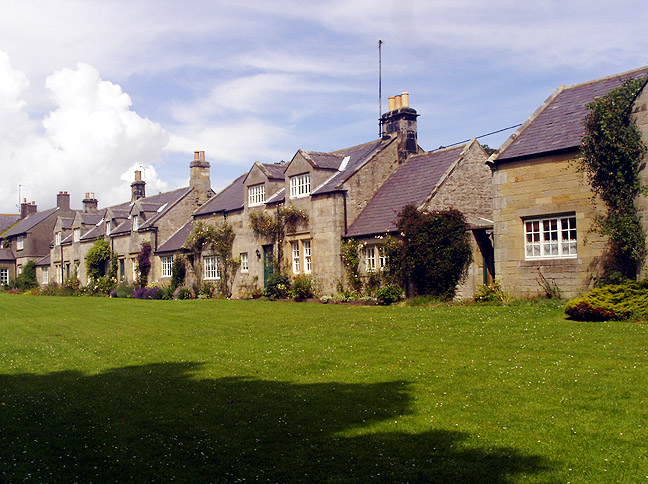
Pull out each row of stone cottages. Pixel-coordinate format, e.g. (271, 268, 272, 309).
(2, 65, 648, 299)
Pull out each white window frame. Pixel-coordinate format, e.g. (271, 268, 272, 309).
(42, 267, 49, 284)
(55, 232, 61, 246)
(303, 240, 311, 274)
(106, 221, 111, 236)
(291, 241, 300, 273)
(203, 256, 221, 280)
(73, 228, 81, 242)
(56, 265, 62, 283)
(524, 215, 577, 260)
(290, 173, 311, 199)
(132, 258, 138, 281)
(248, 184, 265, 207)
(364, 246, 376, 272)
(132, 215, 139, 231)
(0, 268, 8, 285)
(240, 252, 249, 273)
(161, 256, 173, 277)
(17, 235, 24, 250)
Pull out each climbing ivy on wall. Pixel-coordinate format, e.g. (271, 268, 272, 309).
(579, 76, 648, 278)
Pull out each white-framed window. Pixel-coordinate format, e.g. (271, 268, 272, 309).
(292, 241, 300, 273)
(17, 265, 22, 275)
(132, 258, 138, 281)
(240, 252, 249, 273)
(106, 221, 111, 236)
(290, 173, 311, 198)
(42, 267, 49, 284)
(17, 235, 24, 250)
(525, 215, 577, 259)
(248, 184, 265, 206)
(161, 256, 173, 277)
(55, 232, 61, 246)
(73, 228, 81, 242)
(132, 215, 139, 231)
(364, 246, 376, 272)
(0, 268, 8, 285)
(363, 245, 387, 272)
(204, 256, 220, 280)
(56, 265, 62, 283)
(303, 240, 312, 274)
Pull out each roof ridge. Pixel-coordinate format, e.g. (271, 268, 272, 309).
(563, 65, 648, 91)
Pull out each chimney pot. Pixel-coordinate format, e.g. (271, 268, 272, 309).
(388, 96, 396, 111)
(194, 151, 200, 161)
(401, 92, 409, 108)
(394, 95, 402, 109)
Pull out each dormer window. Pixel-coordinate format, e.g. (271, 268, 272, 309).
(106, 221, 111, 236)
(290, 173, 310, 199)
(132, 215, 139, 231)
(17, 235, 24, 250)
(55, 232, 61, 246)
(248, 184, 265, 207)
(73, 228, 81, 242)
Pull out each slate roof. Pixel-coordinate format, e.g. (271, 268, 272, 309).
(59, 217, 74, 230)
(0, 214, 19, 235)
(35, 254, 51, 266)
(346, 144, 466, 237)
(0, 248, 15, 261)
(263, 163, 287, 180)
(156, 220, 193, 254)
(495, 66, 648, 162)
(4, 207, 59, 237)
(312, 138, 393, 195)
(194, 173, 246, 216)
(77, 214, 103, 227)
(300, 151, 344, 170)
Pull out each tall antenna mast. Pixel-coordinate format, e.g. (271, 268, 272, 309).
(378, 39, 383, 138)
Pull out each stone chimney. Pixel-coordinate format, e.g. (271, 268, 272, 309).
(56, 191, 70, 211)
(82, 192, 98, 213)
(190, 151, 211, 205)
(381, 91, 419, 160)
(20, 199, 38, 219)
(131, 170, 146, 201)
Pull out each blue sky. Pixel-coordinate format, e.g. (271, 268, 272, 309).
(1, 0, 647, 213)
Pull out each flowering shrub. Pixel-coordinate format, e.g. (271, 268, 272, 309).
(136, 242, 152, 288)
(263, 273, 291, 300)
(289, 274, 315, 300)
(473, 280, 507, 303)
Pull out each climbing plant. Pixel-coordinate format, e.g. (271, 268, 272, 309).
(184, 220, 239, 297)
(249, 205, 308, 271)
(86, 237, 112, 281)
(136, 242, 152, 287)
(579, 76, 648, 278)
(340, 238, 363, 292)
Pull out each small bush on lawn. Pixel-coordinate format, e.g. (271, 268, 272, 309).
(375, 284, 403, 305)
(264, 273, 291, 300)
(564, 280, 648, 321)
(473, 280, 507, 303)
(173, 286, 194, 300)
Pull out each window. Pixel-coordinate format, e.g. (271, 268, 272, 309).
(161, 256, 173, 277)
(292, 241, 300, 273)
(525, 215, 577, 259)
(290, 173, 310, 198)
(73, 228, 81, 242)
(364, 246, 376, 272)
(303, 240, 312, 274)
(248, 184, 265, 206)
(17, 235, 24, 250)
(106, 221, 111, 236)
(204, 256, 220, 280)
(363, 245, 387, 272)
(0, 268, 8, 285)
(132, 258, 138, 281)
(240, 252, 249, 273)
(42, 267, 48, 284)
(56, 265, 62, 283)
(119, 259, 125, 281)
(55, 232, 61, 246)
(132, 215, 139, 231)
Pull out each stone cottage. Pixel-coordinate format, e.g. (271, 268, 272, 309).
(489, 66, 648, 298)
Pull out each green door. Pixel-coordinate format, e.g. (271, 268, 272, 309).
(263, 244, 274, 285)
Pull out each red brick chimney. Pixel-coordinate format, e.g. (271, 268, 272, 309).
(20, 199, 37, 219)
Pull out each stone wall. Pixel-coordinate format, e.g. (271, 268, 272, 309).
(492, 153, 607, 298)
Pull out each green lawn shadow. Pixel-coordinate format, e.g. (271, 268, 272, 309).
(1, 362, 551, 483)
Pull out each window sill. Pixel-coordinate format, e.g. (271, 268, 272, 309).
(519, 258, 579, 268)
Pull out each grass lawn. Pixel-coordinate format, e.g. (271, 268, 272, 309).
(1, 294, 647, 483)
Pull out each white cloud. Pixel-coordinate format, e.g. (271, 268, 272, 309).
(0, 53, 169, 213)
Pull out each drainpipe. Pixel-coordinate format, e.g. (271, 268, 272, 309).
(343, 191, 348, 235)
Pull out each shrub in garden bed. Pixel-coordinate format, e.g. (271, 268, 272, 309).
(564, 279, 648, 321)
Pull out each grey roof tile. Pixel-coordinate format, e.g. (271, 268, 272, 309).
(156, 220, 193, 253)
(496, 66, 648, 162)
(4, 207, 59, 237)
(346, 145, 465, 237)
(0, 214, 19, 234)
(0, 248, 15, 261)
(194, 173, 246, 216)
